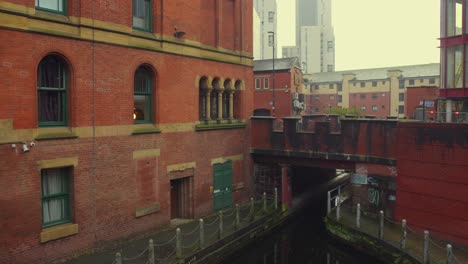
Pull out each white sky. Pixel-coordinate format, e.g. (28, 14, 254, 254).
(276, 0, 441, 71)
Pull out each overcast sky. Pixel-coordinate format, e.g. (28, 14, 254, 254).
(276, 0, 441, 71)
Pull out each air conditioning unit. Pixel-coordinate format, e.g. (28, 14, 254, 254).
(292, 92, 299, 100)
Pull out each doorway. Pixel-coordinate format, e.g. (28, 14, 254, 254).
(170, 177, 192, 219)
(213, 160, 233, 211)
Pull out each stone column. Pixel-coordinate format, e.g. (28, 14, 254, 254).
(206, 88, 212, 121)
(218, 89, 224, 120)
(229, 90, 234, 120)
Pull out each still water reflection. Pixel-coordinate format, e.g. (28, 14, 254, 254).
(224, 193, 381, 263)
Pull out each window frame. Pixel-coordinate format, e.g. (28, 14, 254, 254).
(37, 55, 69, 127)
(399, 93, 405, 102)
(133, 66, 153, 124)
(398, 105, 405, 114)
(255, 78, 261, 89)
(264, 78, 269, 89)
(132, 0, 153, 32)
(35, 0, 67, 15)
(372, 105, 378, 112)
(41, 167, 71, 228)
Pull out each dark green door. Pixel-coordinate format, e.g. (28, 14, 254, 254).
(213, 160, 233, 211)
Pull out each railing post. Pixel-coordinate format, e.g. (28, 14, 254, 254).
(199, 219, 205, 248)
(356, 203, 361, 228)
(338, 185, 341, 198)
(274, 188, 278, 211)
(176, 228, 182, 259)
(115, 252, 122, 264)
(447, 244, 453, 264)
(327, 191, 331, 215)
(336, 199, 341, 221)
(379, 211, 384, 240)
(423, 230, 430, 264)
(235, 204, 240, 230)
(263, 192, 267, 212)
(401, 219, 407, 251)
(250, 197, 255, 222)
(148, 239, 155, 264)
(219, 210, 224, 239)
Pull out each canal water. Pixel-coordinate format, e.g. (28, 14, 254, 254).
(224, 178, 381, 264)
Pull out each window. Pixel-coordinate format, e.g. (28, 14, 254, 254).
(133, 0, 152, 31)
(360, 94, 366, 99)
(409, 79, 415, 85)
(338, 95, 342, 103)
(372, 81, 377, 87)
(329, 84, 334, 89)
(314, 85, 319, 90)
(429, 78, 435, 84)
(398, 105, 405, 114)
(35, 0, 65, 14)
(371, 93, 378, 99)
(268, 11, 274, 23)
(199, 77, 208, 120)
(315, 95, 320, 101)
(372, 105, 378, 112)
(329, 95, 335, 100)
(361, 106, 366, 111)
(360, 82, 365, 87)
(337, 83, 342, 91)
(268, 35, 274, 47)
(327, 65, 333, 72)
(445, 0, 463, 37)
(41, 167, 71, 227)
(38, 55, 68, 127)
(446, 45, 463, 88)
(315, 107, 320, 112)
(382, 81, 385, 85)
(134, 66, 153, 123)
(264, 78, 269, 89)
(255, 78, 261, 89)
(399, 79, 405, 89)
(399, 93, 405, 102)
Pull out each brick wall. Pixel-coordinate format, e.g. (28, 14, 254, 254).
(0, 0, 254, 263)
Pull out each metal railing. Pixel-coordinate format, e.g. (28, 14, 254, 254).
(330, 201, 468, 264)
(111, 189, 280, 264)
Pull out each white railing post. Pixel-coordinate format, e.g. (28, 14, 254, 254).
(447, 244, 453, 264)
(336, 199, 341, 221)
(327, 191, 331, 214)
(176, 228, 182, 259)
(423, 230, 430, 264)
(379, 211, 384, 240)
(235, 204, 240, 230)
(401, 219, 407, 251)
(356, 203, 361, 228)
(274, 188, 278, 211)
(115, 252, 122, 264)
(148, 239, 155, 264)
(263, 192, 267, 212)
(250, 197, 255, 222)
(219, 210, 224, 239)
(199, 219, 205, 248)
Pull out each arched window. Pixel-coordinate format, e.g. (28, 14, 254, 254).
(134, 66, 153, 123)
(199, 77, 208, 120)
(37, 55, 69, 126)
(234, 80, 242, 119)
(211, 78, 220, 120)
(223, 79, 231, 119)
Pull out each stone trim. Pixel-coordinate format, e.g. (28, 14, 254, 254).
(135, 203, 161, 218)
(40, 223, 79, 243)
(133, 148, 161, 160)
(211, 154, 243, 165)
(37, 157, 78, 170)
(167, 162, 196, 173)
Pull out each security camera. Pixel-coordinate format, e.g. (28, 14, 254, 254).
(30, 141, 35, 147)
(22, 143, 29, 153)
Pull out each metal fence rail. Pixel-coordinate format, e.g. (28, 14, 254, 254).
(112, 189, 281, 264)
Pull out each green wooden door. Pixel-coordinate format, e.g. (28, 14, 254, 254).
(213, 160, 233, 211)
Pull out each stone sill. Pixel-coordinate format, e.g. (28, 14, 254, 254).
(195, 120, 246, 131)
(40, 223, 79, 243)
(35, 127, 78, 141)
(132, 124, 161, 135)
(135, 203, 161, 218)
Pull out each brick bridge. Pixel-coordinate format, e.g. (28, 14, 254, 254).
(250, 115, 468, 245)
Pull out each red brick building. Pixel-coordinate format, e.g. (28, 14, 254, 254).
(253, 57, 305, 118)
(0, 1, 253, 263)
(405, 86, 438, 120)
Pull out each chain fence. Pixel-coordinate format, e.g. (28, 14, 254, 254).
(330, 193, 468, 264)
(111, 190, 281, 264)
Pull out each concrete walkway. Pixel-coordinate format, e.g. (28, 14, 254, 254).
(331, 202, 468, 264)
(59, 200, 277, 264)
